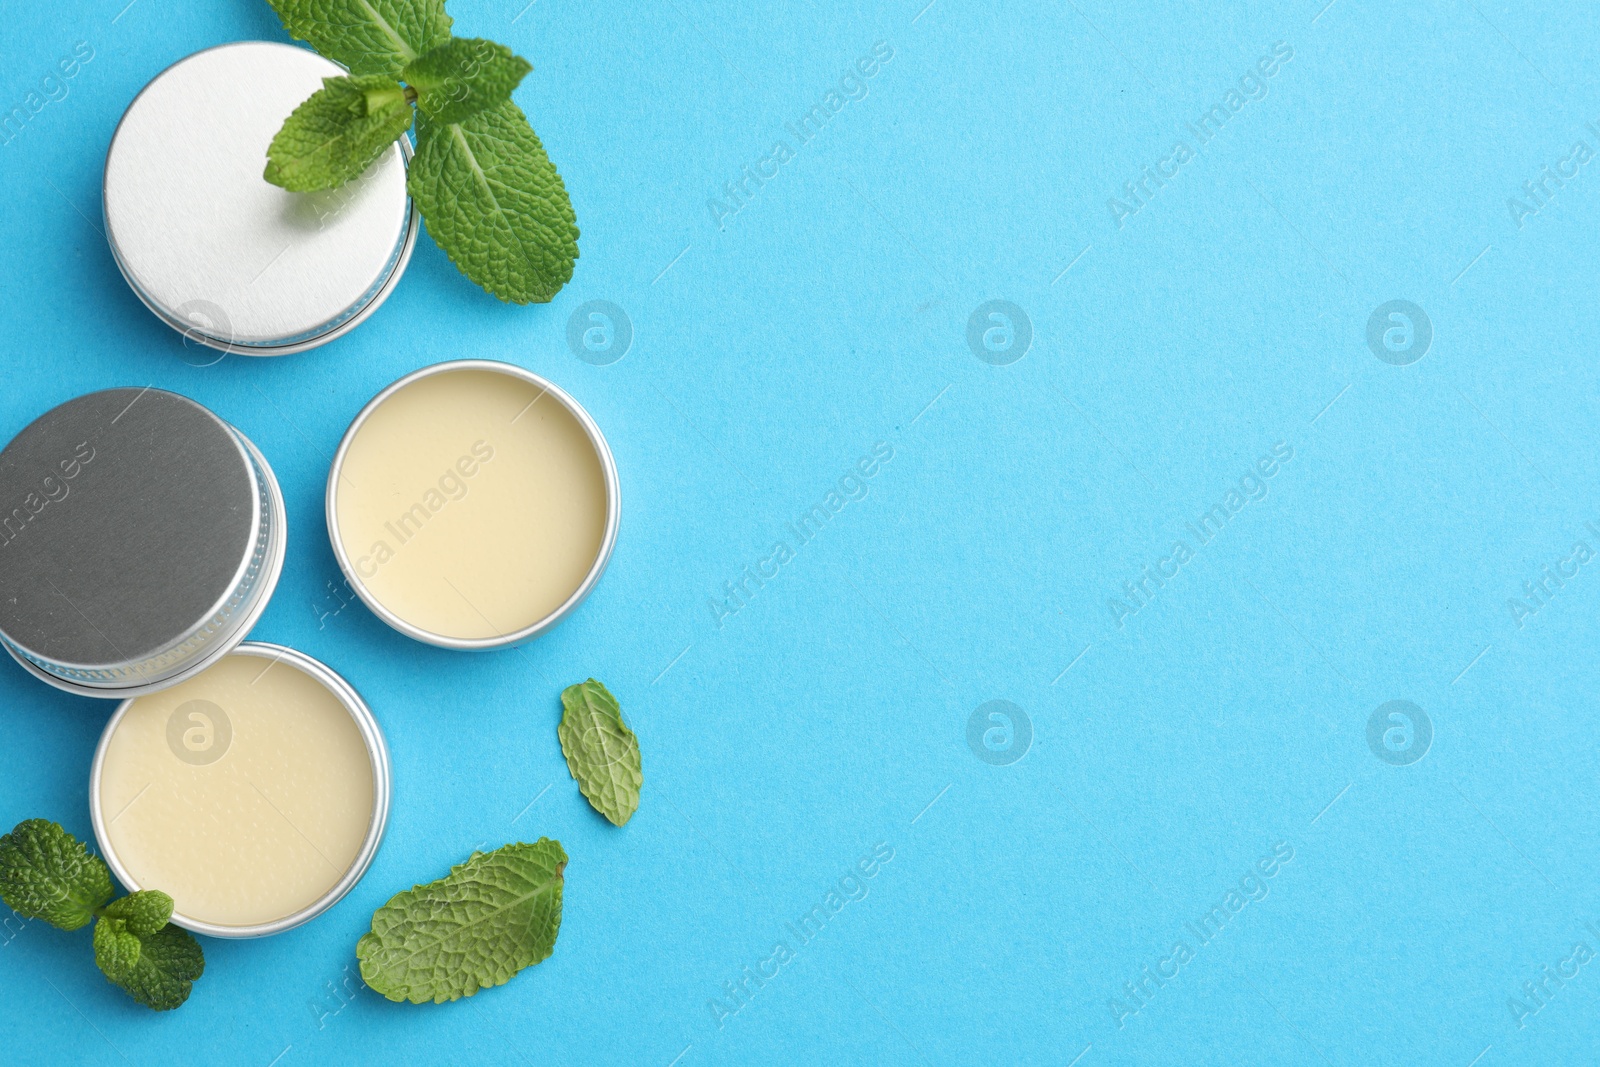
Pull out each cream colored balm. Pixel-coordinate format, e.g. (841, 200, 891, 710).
(332, 364, 612, 644)
(95, 650, 377, 931)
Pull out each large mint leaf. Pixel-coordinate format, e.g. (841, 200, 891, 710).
(404, 38, 531, 125)
(409, 101, 579, 304)
(0, 819, 112, 931)
(266, 0, 451, 77)
(265, 75, 415, 192)
(103, 923, 205, 1011)
(558, 679, 642, 827)
(357, 840, 566, 1004)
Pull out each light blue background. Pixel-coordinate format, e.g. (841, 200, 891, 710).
(3, 0, 1599, 1063)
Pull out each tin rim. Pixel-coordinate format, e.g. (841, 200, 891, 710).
(88, 642, 392, 939)
(0, 424, 287, 698)
(325, 360, 621, 650)
(102, 41, 420, 358)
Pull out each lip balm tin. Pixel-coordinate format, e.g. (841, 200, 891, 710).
(327, 361, 621, 649)
(0, 388, 286, 697)
(89, 642, 391, 938)
(104, 41, 418, 355)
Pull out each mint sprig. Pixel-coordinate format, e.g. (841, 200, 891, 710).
(557, 679, 642, 826)
(357, 839, 566, 1003)
(0, 819, 204, 1011)
(263, 0, 578, 304)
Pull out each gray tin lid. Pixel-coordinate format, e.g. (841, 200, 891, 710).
(0, 388, 286, 695)
(103, 41, 417, 356)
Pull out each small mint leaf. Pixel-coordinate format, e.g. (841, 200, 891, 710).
(93, 916, 141, 980)
(266, 0, 451, 77)
(0, 819, 112, 931)
(104, 923, 204, 1012)
(558, 679, 642, 827)
(404, 38, 532, 125)
(409, 101, 579, 304)
(357, 840, 566, 1004)
(102, 890, 174, 939)
(265, 75, 415, 192)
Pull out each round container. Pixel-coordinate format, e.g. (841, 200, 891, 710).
(104, 41, 418, 355)
(90, 643, 390, 938)
(327, 361, 620, 649)
(0, 388, 286, 698)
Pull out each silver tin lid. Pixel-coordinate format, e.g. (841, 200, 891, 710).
(103, 41, 418, 356)
(0, 388, 286, 696)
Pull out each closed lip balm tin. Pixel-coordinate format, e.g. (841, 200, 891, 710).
(89, 642, 391, 938)
(103, 41, 418, 355)
(0, 388, 286, 697)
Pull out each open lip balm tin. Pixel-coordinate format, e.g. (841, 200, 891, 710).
(89, 642, 391, 938)
(103, 41, 418, 355)
(326, 360, 620, 649)
(0, 388, 286, 697)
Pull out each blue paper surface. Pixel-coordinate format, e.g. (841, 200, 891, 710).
(3, 0, 1600, 1063)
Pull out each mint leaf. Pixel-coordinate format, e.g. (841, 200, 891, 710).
(0, 819, 112, 931)
(558, 679, 642, 827)
(357, 840, 566, 1004)
(102, 923, 205, 1011)
(92, 916, 141, 979)
(265, 75, 415, 192)
(404, 38, 531, 125)
(102, 890, 174, 938)
(266, 0, 452, 77)
(409, 101, 579, 304)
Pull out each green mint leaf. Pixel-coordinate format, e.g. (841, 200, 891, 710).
(266, 0, 451, 77)
(403, 38, 532, 125)
(356, 839, 566, 1004)
(93, 916, 141, 980)
(265, 75, 415, 193)
(102, 923, 205, 1012)
(409, 100, 579, 304)
(102, 890, 175, 938)
(558, 679, 642, 827)
(0, 819, 112, 930)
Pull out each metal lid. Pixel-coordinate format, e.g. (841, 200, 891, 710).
(0, 388, 286, 694)
(103, 41, 417, 355)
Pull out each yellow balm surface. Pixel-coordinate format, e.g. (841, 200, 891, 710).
(96, 652, 375, 929)
(333, 368, 608, 640)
